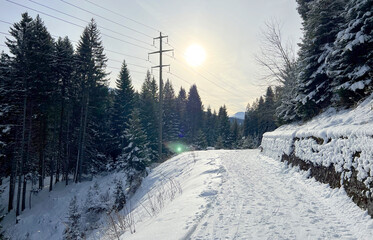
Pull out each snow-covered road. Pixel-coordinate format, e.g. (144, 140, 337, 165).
(121, 150, 373, 240)
(191, 150, 373, 239)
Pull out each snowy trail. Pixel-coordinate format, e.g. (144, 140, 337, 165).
(120, 149, 373, 240)
(190, 150, 373, 240)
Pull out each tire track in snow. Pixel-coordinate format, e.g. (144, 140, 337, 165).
(190, 149, 373, 240)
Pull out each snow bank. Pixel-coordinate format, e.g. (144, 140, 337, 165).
(262, 94, 373, 189)
(2, 172, 127, 240)
(115, 151, 224, 240)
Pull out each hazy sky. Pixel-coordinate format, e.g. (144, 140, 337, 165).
(0, 0, 302, 115)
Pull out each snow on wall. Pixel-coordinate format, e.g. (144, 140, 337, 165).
(262, 94, 373, 189)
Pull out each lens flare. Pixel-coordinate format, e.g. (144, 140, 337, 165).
(165, 142, 188, 154)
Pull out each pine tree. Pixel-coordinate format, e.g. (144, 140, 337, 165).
(139, 71, 158, 161)
(75, 19, 108, 182)
(7, 13, 56, 216)
(54, 36, 76, 185)
(217, 105, 231, 148)
(230, 119, 241, 149)
(0, 52, 17, 212)
(163, 79, 179, 142)
(64, 196, 82, 240)
(215, 136, 224, 150)
(110, 61, 135, 159)
(175, 87, 187, 140)
(118, 109, 151, 183)
(195, 130, 208, 150)
(204, 107, 217, 147)
(328, 0, 373, 106)
(113, 179, 126, 211)
(261, 87, 277, 134)
(275, 59, 299, 123)
(295, 0, 347, 119)
(186, 85, 203, 142)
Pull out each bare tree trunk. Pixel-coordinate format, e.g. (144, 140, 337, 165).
(56, 98, 65, 183)
(79, 92, 89, 183)
(38, 119, 46, 190)
(8, 149, 16, 212)
(22, 105, 32, 211)
(21, 177, 27, 211)
(65, 110, 70, 186)
(74, 94, 85, 183)
(16, 94, 27, 222)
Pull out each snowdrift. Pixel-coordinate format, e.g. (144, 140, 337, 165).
(261, 95, 373, 216)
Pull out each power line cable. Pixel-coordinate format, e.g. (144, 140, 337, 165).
(59, 0, 153, 39)
(83, 0, 160, 33)
(28, 0, 152, 47)
(167, 71, 245, 110)
(0, 23, 150, 63)
(4, 0, 154, 51)
(0, 42, 150, 73)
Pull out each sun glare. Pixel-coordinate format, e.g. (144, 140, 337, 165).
(185, 44, 206, 67)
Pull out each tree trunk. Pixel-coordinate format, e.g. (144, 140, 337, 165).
(22, 105, 32, 211)
(16, 94, 27, 221)
(21, 176, 27, 211)
(65, 109, 70, 186)
(8, 149, 16, 212)
(79, 92, 89, 182)
(74, 94, 85, 183)
(38, 119, 46, 190)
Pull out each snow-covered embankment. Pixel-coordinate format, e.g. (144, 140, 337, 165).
(261, 95, 373, 216)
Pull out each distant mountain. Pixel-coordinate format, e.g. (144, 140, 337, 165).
(229, 112, 245, 125)
(229, 117, 244, 125)
(231, 112, 245, 120)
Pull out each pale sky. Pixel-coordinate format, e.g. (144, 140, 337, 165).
(0, 0, 302, 115)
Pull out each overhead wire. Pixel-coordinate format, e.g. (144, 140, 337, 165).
(59, 0, 154, 39)
(166, 71, 245, 110)
(0, 42, 149, 76)
(82, 0, 160, 33)
(28, 0, 152, 47)
(0, 21, 151, 63)
(4, 0, 154, 51)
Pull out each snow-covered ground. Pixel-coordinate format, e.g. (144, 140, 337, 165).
(120, 150, 373, 240)
(4, 149, 373, 239)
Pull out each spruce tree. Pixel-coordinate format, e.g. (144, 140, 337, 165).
(261, 87, 277, 134)
(75, 19, 108, 182)
(163, 79, 179, 142)
(54, 36, 76, 185)
(186, 85, 203, 142)
(118, 109, 151, 182)
(295, 0, 347, 119)
(139, 71, 158, 161)
(230, 120, 241, 149)
(113, 179, 126, 211)
(217, 105, 231, 149)
(110, 61, 135, 159)
(64, 196, 82, 240)
(7, 13, 56, 216)
(328, 0, 373, 106)
(195, 130, 208, 150)
(204, 107, 217, 147)
(175, 87, 187, 140)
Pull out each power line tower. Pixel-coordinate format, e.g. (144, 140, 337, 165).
(149, 32, 173, 162)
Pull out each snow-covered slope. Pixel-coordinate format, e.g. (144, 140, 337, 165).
(4, 149, 373, 239)
(2, 172, 128, 240)
(118, 150, 373, 239)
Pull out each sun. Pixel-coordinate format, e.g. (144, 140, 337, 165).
(185, 44, 206, 67)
